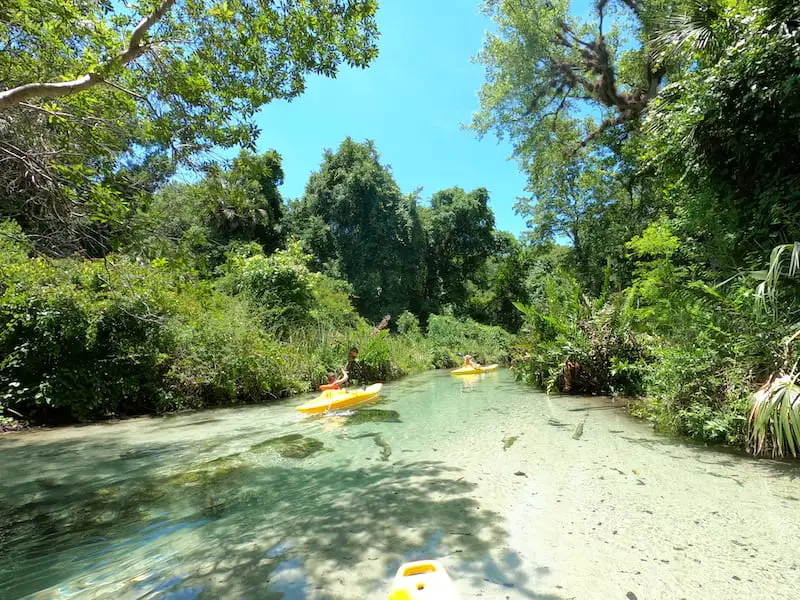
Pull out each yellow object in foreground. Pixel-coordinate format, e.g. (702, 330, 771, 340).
(450, 364, 499, 375)
(388, 560, 459, 600)
(295, 383, 383, 414)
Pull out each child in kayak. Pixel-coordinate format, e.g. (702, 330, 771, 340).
(463, 354, 481, 368)
(318, 372, 341, 391)
(326, 372, 340, 390)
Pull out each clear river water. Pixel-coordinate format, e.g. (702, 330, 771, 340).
(2, 369, 800, 599)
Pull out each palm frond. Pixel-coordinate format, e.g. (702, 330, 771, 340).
(651, 0, 724, 63)
(753, 242, 800, 315)
(748, 369, 800, 457)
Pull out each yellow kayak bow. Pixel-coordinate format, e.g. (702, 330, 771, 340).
(450, 364, 498, 376)
(295, 383, 383, 414)
(388, 560, 459, 600)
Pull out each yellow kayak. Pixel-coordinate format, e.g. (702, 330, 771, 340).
(450, 364, 498, 376)
(388, 560, 459, 599)
(296, 383, 383, 414)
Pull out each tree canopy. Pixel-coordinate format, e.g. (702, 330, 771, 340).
(472, 0, 680, 159)
(422, 186, 496, 311)
(0, 0, 379, 254)
(289, 138, 426, 322)
(643, 0, 800, 265)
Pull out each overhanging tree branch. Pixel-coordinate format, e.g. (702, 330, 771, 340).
(581, 113, 628, 147)
(0, 0, 177, 110)
(533, 0, 666, 145)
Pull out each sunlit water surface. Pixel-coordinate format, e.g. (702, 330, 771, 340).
(2, 370, 800, 599)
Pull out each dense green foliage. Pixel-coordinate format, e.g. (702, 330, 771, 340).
(1, 121, 519, 425)
(133, 150, 287, 272)
(426, 313, 512, 368)
(287, 138, 521, 326)
(0, 0, 378, 255)
(288, 139, 426, 321)
(1, 0, 519, 425)
(0, 221, 509, 423)
(421, 187, 496, 312)
(478, 0, 800, 454)
(3, 0, 800, 460)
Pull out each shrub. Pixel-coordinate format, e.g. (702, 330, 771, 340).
(426, 313, 511, 368)
(217, 242, 316, 333)
(0, 248, 176, 422)
(166, 291, 302, 406)
(629, 274, 786, 445)
(0, 223, 514, 426)
(0, 228, 312, 423)
(512, 274, 648, 396)
(635, 341, 751, 444)
(397, 311, 421, 335)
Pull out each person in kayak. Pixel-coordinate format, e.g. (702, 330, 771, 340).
(326, 372, 340, 390)
(337, 346, 364, 388)
(463, 354, 481, 368)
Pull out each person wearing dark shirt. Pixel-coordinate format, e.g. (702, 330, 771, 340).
(337, 346, 363, 388)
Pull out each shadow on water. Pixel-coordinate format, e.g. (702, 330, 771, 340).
(0, 433, 566, 599)
(175, 461, 564, 599)
(617, 432, 800, 481)
(565, 404, 626, 412)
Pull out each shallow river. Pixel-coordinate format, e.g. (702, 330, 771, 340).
(2, 369, 800, 600)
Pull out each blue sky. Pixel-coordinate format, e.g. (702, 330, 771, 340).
(249, 0, 530, 236)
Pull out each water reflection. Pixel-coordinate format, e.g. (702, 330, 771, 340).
(458, 371, 499, 392)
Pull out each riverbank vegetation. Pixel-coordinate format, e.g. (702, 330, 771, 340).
(476, 0, 800, 455)
(2, 0, 800, 456)
(0, 1, 517, 426)
(0, 187, 512, 424)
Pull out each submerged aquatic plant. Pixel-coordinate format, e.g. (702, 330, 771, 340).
(748, 370, 800, 457)
(249, 434, 327, 459)
(343, 409, 401, 425)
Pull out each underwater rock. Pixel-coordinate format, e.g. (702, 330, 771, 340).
(201, 454, 245, 470)
(250, 433, 303, 452)
(119, 447, 164, 460)
(249, 434, 327, 459)
(344, 409, 401, 425)
(127, 483, 171, 504)
(163, 454, 248, 490)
